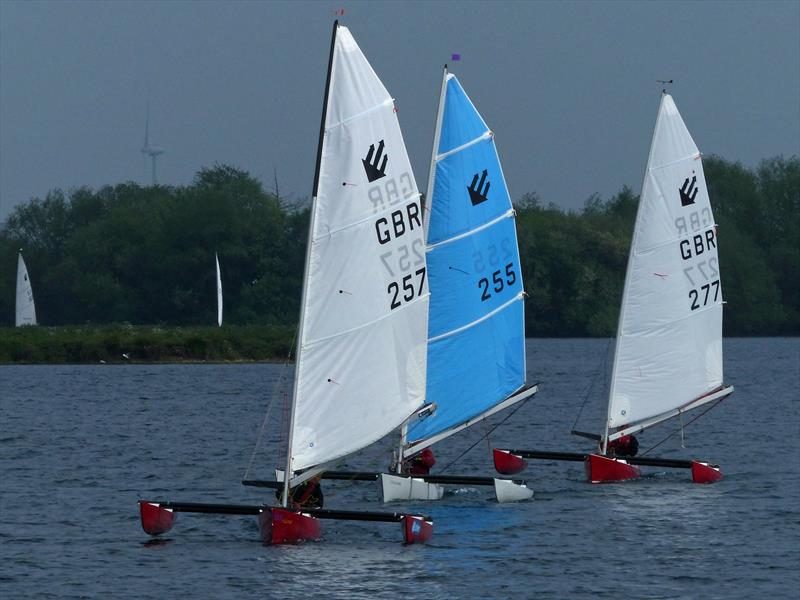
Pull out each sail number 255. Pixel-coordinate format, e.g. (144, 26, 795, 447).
(478, 263, 516, 301)
(388, 267, 426, 310)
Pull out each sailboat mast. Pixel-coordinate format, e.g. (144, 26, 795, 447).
(602, 92, 667, 454)
(396, 65, 448, 464)
(282, 19, 339, 507)
(422, 64, 449, 237)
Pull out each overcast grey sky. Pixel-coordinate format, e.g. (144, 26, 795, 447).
(1, 0, 798, 220)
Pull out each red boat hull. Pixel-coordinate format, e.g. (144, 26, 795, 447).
(139, 501, 176, 535)
(259, 507, 321, 544)
(691, 460, 723, 483)
(585, 454, 641, 483)
(402, 516, 433, 544)
(493, 448, 527, 475)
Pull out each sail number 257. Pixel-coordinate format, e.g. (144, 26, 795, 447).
(478, 263, 516, 301)
(388, 268, 426, 310)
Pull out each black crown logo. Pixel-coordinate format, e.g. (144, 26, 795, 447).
(679, 175, 698, 207)
(467, 170, 490, 206)
(362, 140, 388, 182)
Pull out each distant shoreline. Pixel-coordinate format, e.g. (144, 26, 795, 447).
(1, 325, 793, 364)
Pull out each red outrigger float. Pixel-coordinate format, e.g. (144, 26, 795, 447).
(139, 500, 433, 545)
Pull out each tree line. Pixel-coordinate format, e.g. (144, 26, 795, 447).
(1, 157, 797, 336)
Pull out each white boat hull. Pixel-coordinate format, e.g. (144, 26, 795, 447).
(493, 478, 533, 503)
(380, 473, 445, 502)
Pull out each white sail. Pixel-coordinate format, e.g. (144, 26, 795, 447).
(15, 251, 37, 327)
(288, 25, 429, 473)
(215, 253, 223, 327)
(606, 94, 724, 438)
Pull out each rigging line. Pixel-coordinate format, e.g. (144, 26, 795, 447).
(242, 326, 299, 481)
(571, 337, 612, 432)
(438, 394, 532, 474)
(639, 397, 725, 457)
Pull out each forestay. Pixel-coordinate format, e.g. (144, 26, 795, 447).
(606, 94, 723, 437)
(15, 251, 37, 327)
(407, 72, 525, 446)
(289, 26, 429, 473)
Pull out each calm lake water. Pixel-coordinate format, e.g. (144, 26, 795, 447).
(1, 338, 798, 599)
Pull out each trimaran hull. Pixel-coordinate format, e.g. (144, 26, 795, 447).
(492, 92, 733, 485)
(493, 384, 733, 484)
(137, 21, 435, 546)
(139, 501, 432, 545)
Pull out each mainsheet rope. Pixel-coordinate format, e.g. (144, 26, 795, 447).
(640, 397, 726, 457)
(438, 394, 534, 474)
(571, 338, 613, 433)
(242, 327, 298, 482)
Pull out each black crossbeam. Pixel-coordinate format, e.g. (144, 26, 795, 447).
(142, 500, 429, 523)
(501, 449, 696, 469)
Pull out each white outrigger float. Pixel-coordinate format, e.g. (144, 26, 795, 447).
(139, 22, 433, 545)
(494, 92, 734, 484)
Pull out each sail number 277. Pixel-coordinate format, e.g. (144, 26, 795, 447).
(478, 263, 516, 301)
(689, 279, 720, 310)
(388, 268, 426, 310)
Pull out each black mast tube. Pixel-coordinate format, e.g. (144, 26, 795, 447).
(311, 19, 339, 198)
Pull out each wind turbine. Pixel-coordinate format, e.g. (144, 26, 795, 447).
(141, 101, 164, 185)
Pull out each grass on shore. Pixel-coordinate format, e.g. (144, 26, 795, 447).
(0, 324, 296, 363)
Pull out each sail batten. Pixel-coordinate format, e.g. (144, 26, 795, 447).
(301, 290, 430, 349)
(325, 98, 395, 130)
(648, 152, 702, 172)
(310, 192, 422, 240)
(436, 131, 492, 162)
(429, 292, 524, 343)
(605, 94, 725, 436)
(407, 72, 526, 447)
(427, 208, 515, 250)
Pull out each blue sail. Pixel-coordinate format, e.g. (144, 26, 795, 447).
(407, 73, 526, 445)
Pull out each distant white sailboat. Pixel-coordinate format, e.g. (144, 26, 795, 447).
(215, 253, 222, 326)
(495, 93, 734, 484)
(15, 251, 37, 327)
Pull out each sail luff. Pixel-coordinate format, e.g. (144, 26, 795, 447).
(422, 66, 449, 238)
(603, 93, 667, 452)
(396, 65, 449, 458)
(283, 19, 339, 505)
